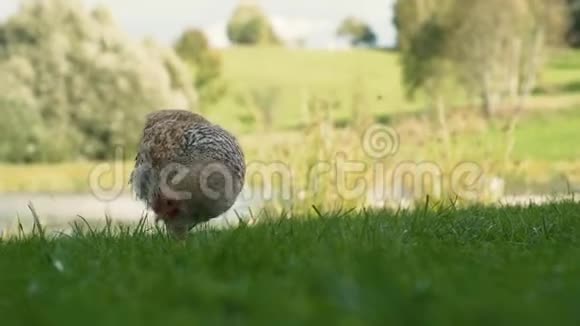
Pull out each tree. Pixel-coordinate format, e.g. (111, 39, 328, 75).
(498, 0, 568, 162)
(0, 0, 197, 162)
(395, 0, 566, 118)
(395, 0, 455, 157)
(175, 29, 211, 58)
(226, 2, 279, 45)
(447, 0, 566, 118)
(337, 17, 377, 47)
(0, 98, 44, 162)
(567, 0, 580, 47)
(394, 0, 441, 50)
(395, 0, 567, 162)
(446, 0, 534, 118)
(175, 29, 225, 105)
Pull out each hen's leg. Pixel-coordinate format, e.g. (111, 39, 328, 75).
(165, 221, 189, 240)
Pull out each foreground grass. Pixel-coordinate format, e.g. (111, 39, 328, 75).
(1, 202, 580, 325)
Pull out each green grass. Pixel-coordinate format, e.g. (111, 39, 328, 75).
(206, 47, 420, 132)
(1, 202, 580, 325)
(508, 109, 580, 161)
(206, 47, 580, 134)
(540, 49, 580, 89)
(451, 108, 580, 162)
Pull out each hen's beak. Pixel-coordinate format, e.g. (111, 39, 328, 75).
(152, 197, 182, 221)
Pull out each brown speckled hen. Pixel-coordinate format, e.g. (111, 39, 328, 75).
(130, 110, 245, 238)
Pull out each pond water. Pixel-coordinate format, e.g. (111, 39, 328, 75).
(0, 190, 260, 234)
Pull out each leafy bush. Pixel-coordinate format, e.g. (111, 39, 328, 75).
(337, 17, 377, 47)
(0, 0, 197, 162)
(175, 29, 226, 106)
(0, 99, 42, 162)
(226, 3, 279, 45)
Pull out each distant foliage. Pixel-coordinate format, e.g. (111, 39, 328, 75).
(449, 0, 567, 116)
(393, 0, 442, 51)
(175, 29, 226, 106)
(226, 3, 280, 45)
(337, 17, 377, 47)
(567, 0, 580, 47)
(0, 99, 43, 162)
(394, 0, 453, 95)
(394, 0, 567, 117)
(0, 0, 197, 162)
(175, 29, 211, 58)
(394, 0, 567, 162)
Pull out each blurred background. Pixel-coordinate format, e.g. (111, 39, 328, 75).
(0, 0, 578, 231)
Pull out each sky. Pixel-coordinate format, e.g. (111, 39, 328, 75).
(0, 0, 398, 48)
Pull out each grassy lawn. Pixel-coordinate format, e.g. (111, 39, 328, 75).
(206, 47, 580, 133)
(505, 109, 580, 162)
(449, 108, 580, 162)
(207, 47, 420, 132)
(541, 49, 580, 90)
(1, 202, 580, 325)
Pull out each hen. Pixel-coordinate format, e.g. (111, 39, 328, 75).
(130, 110, 246, 237)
